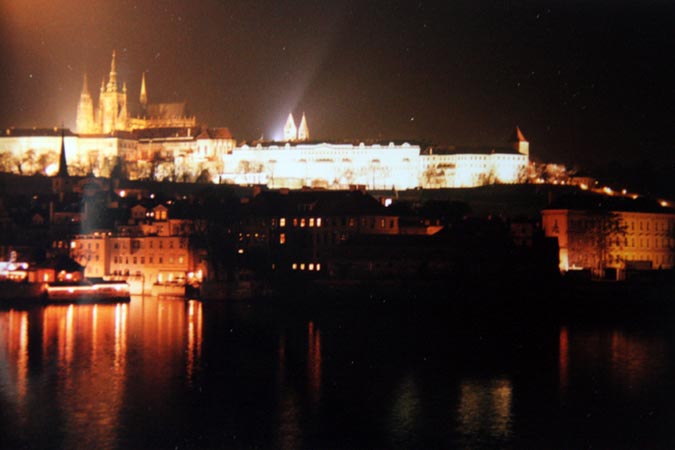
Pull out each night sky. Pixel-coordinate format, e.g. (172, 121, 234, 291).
(1, 0, 673, 169)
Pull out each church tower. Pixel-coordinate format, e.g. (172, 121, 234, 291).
(139, 72, 148, 110)
(509, 126, 529, 157)
(98, 50, 128, 133)
(297, 113, 309, 141)
(283, 113, 297, 141)
(75, 73, 97, 134)
(52, 128, 72, 197)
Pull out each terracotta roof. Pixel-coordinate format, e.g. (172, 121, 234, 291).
(197, 127, 233, 140)
(509, 126, 527, 143)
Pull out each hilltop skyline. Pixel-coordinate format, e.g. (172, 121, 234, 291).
(1, 0, 673, 168)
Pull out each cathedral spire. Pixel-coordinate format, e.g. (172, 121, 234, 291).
(140, 71, 147, 107)
(298, 112, 309, 141)
(107, 50, 117, 91)
(283, 113, 297, 142)
(76, 73, 96, 134)
(57, 128, 68, 178)
(81, 73, 90, 95)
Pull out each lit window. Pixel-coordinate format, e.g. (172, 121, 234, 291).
(293, 218, 298, 227)
(280, 233, 286, 244)
(300, 218, 306, 228)
(316, 263, 321, 271)
(309, 263, 314, 271)
(309, 218, 315, 227)
(300, 263, 305, 270)
(317, 218, 322, 227)
(292, 263, 297, 270)
(280, 218, 286, 227)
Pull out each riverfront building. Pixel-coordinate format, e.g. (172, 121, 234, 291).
(542, 195, 675, 277)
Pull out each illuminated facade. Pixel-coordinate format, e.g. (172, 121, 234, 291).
(76, 51, 196, 135)
(1, 49, 531, 188)
(70, 203, 207, 293)
(282, 113, 310, 142)
(542, 208, 675, 275)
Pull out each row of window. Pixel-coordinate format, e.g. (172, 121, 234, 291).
(611, 237, 674, 249)
(270, 216, 397, 229)
(291, 262, 321, 271)
(112, 240, 185, 250)
(112, 255, 184, 265)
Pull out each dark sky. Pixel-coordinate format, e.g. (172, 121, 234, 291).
(1, 0, 673, 168)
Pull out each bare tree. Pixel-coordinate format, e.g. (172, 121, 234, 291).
(569, 211, 628, 277)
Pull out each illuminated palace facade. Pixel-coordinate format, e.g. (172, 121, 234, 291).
(542, 205, 675, 277)
(0, 52, 530, 188)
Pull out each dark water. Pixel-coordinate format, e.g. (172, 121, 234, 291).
(1, 292, 674, 449)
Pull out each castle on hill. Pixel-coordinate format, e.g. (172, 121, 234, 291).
(1, 50, 532, 189)
(76, 51, 196, 134)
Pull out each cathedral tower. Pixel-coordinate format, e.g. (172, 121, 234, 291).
(75, 73, 97, 134)
(283, 113, 297, 141)
(509, 126, 529, 156)
(298, 113, 309, 141)
(98, 50, 128, 133)
(139, 72, 148, 109)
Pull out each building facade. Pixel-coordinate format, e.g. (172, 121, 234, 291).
(1, 52, 531, 189)
(542, 207, 675, 276)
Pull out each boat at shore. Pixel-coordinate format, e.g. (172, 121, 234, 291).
(0, 279, 130, 304)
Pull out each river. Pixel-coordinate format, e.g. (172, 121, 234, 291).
(1, 292, 674, 449)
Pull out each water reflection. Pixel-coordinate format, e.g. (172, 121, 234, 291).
(457, 379, 513, 442)
(559, 326, 569, 396)
(389, 374, 421, 443)
(559, 325, 668, 397)
(307, 321, 321, 405)
(0, 298, 204, 449)
(2, 300, 674, 449)
(40, 303, 128, 449)
(0, 310, 29, 408)
(186, 299, 203, 385)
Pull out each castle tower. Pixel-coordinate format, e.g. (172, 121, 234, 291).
(97, 50, 128, 133)
(139, 72, 148, 109)
(509, 126, 529, 157)
(75, 73, 97, 134)
(298, 113, 309, 141)
(283, 113, 297, 141)
(107, 50, 118, 92)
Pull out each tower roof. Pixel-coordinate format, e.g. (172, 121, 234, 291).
(81, 73, 90, 96)
(107, 50, 118, 91)
(140, 72, 148, 106)
(298, 112, 309, 141)
(57, 128, 68, 178)
(509, 126, 527, 143)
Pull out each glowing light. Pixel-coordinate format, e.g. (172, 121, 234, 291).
(45, 163, 58, 176)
